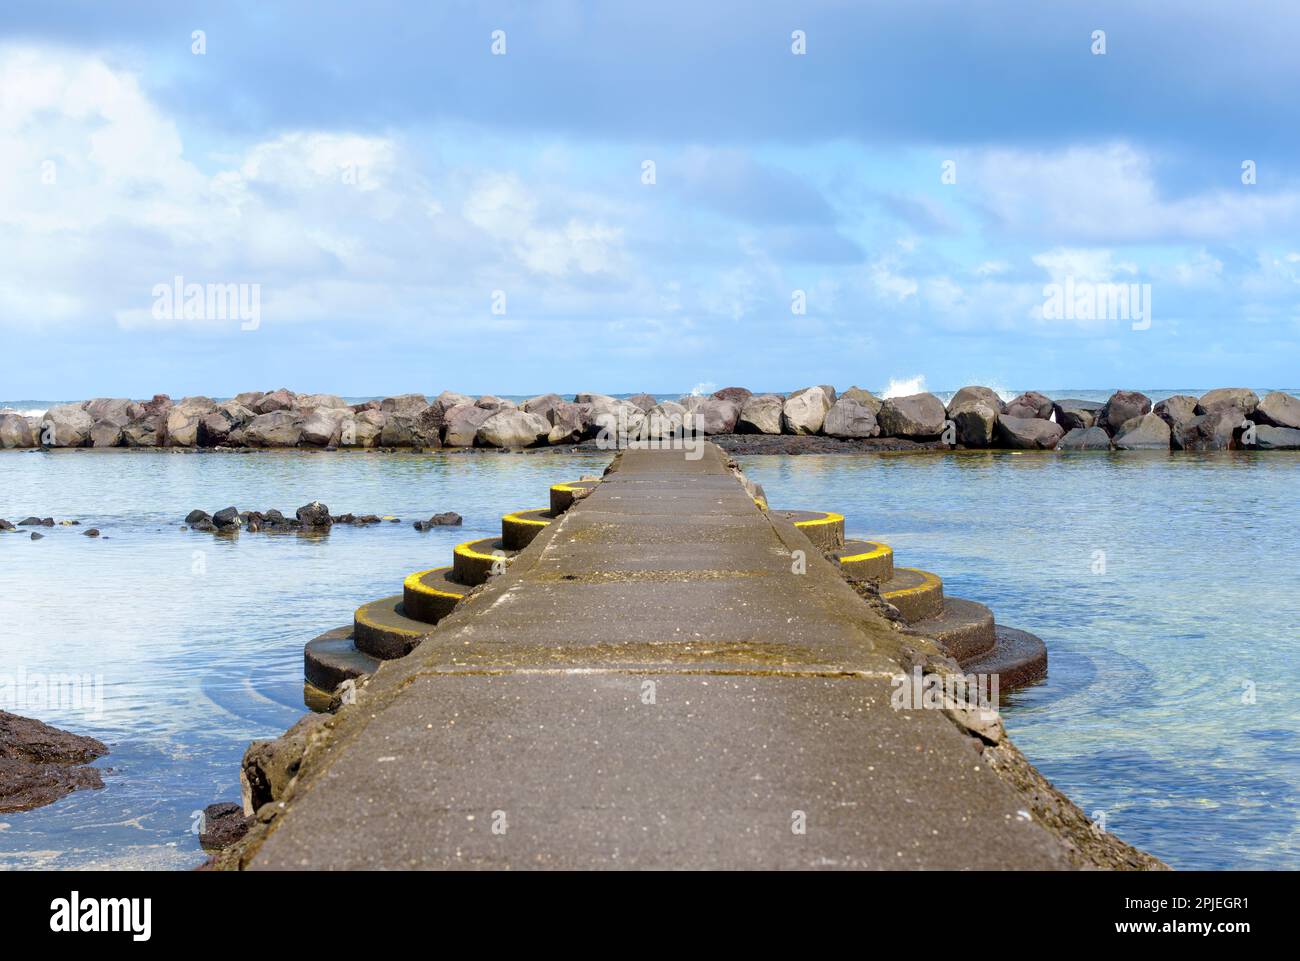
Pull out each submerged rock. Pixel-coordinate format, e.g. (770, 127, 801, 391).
(296, 501, 333, 529)
(0, 710, 108, 814)
(413, 512, 463, 531)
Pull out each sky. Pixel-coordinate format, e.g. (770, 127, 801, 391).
(2, 0, 1298, 399)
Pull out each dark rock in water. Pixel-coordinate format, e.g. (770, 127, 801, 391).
(413, 511, 462, 531)
(1253, 391, 1300, 430)
(1173, 408, 1247, 451)
(199, 801, 252, 851)
(1004, 391, 1053, 420)
(295, 501, 332, 529)
(191, 520, 216, 532)
(18, 517, 54, 527)
(185, 509, 211, 524)
(1052, 399, 1103, 431)
(1099, 390, 1152, 435)
(212, 506, 241, 529)
(1153, 395, 1199, 435)
(30, 532, 43, 540)
(995, 415, 1064, 449)
(0, 518, 14, 531)
(1113, 412, 1171, 450)
(948, 400, 998, 447)
(355, 515, 382, 525)
(1058, 426, 1112, 450)
(83, 528, 100, 537)
(265, 509, 285, 522)
(1251, 425, 1300, 450)
(0, 710, 108, 814)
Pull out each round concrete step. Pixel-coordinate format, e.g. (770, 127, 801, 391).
(880, 567, 944, 622)
(452, 537, 517, 586)
(304, 625, 380, 691)
(550, 480, 599, 514)
(909, 597, 996, 662)
(502, 508, 554, 550)
(303, 681, 334, 713)
(834, 538, 894, 582)
(773, 509, 845, 550)
(353, 595, 436, 660)
(962, 625, 1048, 693)
(402, 566, 468, 624)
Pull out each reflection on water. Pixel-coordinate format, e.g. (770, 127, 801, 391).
(739, 449, 1300, 870)
(2, 448, 1297, 869)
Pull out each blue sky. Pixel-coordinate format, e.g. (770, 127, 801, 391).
(2, 0, 1298, 398)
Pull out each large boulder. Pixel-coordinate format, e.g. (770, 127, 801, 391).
(1251, 425, 1300, 450)
(1172, 408, 1247, 451)
(379, 393, 429, 415)
(39, 404, 93, 447)
(781, 386, 834, 435)
(995, 415, 1064, 450)
(948, 401, 998, 447)
(823, 398, 880, 439)
(1051, 399, 1102, 431)
(476, 409, 550, 448)
(164, 407, 202, 447)
(0, 413, 35, 448)
(296, 501, 332, 530)
(736, 394, 784, 434)
(1004, 391, 1053, 420)
(299, 409, 344, 447)
(442, 403, 495, 446)
(475, 395, 515, 411)
(1057, 426, 1112, 451)
(877, 392, 946, 439)
(1253, 391, 1300, 430)
(83, 398, 143, 425)
(432, 390, 473, 413)
(121, 415, 165, 447)
(545, 403, 587, 445)
(1113, 413, 1171, 450)
(89, 421, 123, 448)
(641, 402, 689, 440)
(244, 411, 303, 447)
(840, 387, 882, 416)
(575, 392, 616, 406)
(380, 404, 441, 448)
(626, 393, 658, 412)
(948, 386, 1004, 416)
(1153, 395, 1199, 435)
(711, 387, 752, 406)
(1098, 391, 1152, 435)
(691, 397, 741, 435)
(252, 388, 296, 415)
(140, 394, 173, 418)
(589, 400, 645, 442)
(523, 393, 564, 418)
(343, 409, 385, 448)
(297, 393, 349, 410)
(1197, 388, 1258, 417)
(234, 391, 265, 408)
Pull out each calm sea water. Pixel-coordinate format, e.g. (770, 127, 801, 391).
(2, 447, 1297, 870)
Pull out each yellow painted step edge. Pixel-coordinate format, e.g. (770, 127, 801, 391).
(881, 568, 943, 599)
(354, 600, 426, 637)
(502, 509, 552, 528)
(840, 541, 892, 563)
(454, 538, 511, 563)
(794, 511, 845, 529)
(402, 567, 467, 600)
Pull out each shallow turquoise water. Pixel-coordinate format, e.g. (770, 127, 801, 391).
(739, 449, 1300, 870)
(2, 448, 1297, 869)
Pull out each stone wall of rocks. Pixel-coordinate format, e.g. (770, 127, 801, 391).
(1, 385, 1297, 451)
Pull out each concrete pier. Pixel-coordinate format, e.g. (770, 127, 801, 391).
(242, 443, 1133, 869)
